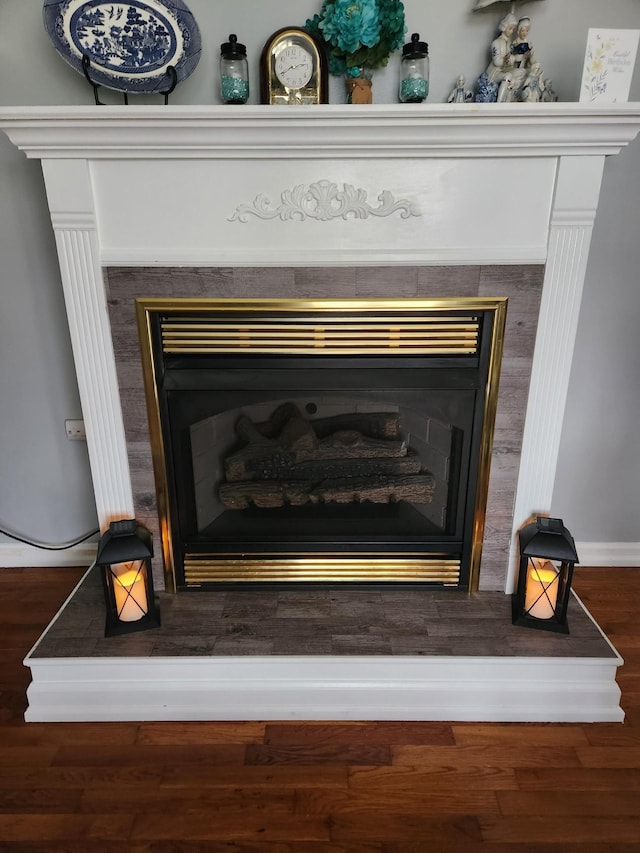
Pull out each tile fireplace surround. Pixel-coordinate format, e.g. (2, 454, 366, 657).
(1, 103, 639, 722)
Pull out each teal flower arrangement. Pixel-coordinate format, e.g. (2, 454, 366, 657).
(305, 0, 407, 77)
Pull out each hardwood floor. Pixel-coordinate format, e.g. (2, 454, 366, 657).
(1, 566, 639, 851)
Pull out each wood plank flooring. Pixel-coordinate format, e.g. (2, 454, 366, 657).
(1, 565, 639, 851)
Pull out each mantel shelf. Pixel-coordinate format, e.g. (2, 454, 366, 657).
(1, 102, 640, 159)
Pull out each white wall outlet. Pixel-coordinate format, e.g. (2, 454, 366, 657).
(65, 419, 86, 440)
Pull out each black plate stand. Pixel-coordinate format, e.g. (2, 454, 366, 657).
(81, 55, 178, 105)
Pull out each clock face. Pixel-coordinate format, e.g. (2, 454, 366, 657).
(275, 45, 313, 89)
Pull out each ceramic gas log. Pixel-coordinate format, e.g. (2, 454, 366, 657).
(220, 403, 435, 509)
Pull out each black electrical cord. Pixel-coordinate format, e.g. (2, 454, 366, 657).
(0, 523, 99, 551)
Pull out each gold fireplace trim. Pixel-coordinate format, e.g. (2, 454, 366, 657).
(184, 555, 461, 586)
(136, 297, 507, 594)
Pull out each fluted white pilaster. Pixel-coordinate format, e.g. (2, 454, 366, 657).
(506, 157, 607, 591)
(44, 161, 134, 529)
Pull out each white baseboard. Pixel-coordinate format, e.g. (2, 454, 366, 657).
(0, 541, 97, 568)
(575, 542, 640, 567)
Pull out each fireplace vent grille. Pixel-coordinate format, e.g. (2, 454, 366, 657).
(160, 315, 480, 357)
(183, 555, 461, 586)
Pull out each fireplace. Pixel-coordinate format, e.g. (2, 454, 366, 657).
(2, 104, 639, 722)
(2, 105, 639, 592)
(136, 297, 506, 591)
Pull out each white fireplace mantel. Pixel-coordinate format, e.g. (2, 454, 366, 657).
(4, 102, 640, 158)
(2, 103, 640, 594)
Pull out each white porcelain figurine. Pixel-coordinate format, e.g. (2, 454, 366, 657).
(475, 13, 521, 101)
(474, 8, 550, 103)
(447, 75, 474, 103)
(520, 62, 543, 102)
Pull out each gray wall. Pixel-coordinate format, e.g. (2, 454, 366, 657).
(552, 138, 640, 542)
(1, 0, 639, 555)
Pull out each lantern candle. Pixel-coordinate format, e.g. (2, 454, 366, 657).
(513, 517, 578, 633)
(113, 563, 148, 622)
(524, 558, 558, 619)
(97, 519, 159, 636)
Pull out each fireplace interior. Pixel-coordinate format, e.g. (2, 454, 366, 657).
(138, 297, 506, 592)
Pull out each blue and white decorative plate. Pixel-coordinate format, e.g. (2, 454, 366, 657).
(43, 0, 201, 94)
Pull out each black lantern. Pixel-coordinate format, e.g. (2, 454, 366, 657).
(96, 519, 160, 637)
(512, 516, 579, 634)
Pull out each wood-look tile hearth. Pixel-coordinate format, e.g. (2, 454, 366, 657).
(33, 567, 615, 662)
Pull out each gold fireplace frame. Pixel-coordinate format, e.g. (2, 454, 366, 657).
(136, 298, 507, 593)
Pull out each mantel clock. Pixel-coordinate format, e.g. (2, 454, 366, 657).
(260, 27, 328, 105)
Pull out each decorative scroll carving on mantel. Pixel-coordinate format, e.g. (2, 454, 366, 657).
(229, 180, 421, 223)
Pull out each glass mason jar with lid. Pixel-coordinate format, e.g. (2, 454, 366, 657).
(220, 34, 249, 104)
(399, 33, 429, 103)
